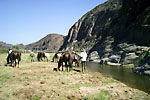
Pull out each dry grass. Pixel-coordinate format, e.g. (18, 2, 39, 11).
(0, 53, 150, 100)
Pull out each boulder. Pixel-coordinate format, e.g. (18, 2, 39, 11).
(144, 71, 150, 75)
(88, 51, 100, 62)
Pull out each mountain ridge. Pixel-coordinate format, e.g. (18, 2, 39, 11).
(25, 33, 65, 52)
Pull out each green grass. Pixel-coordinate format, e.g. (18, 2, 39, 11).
(103, 79, 118, 84)
(133, 51, 149, 67)
(30, 97, 41, 100)
(70, 83, 97, 89)
(0, 70, 13, 85)
(0, 53, 7, 66)
(0, 47, 8, 53)
(82, 89, 112, 100)
(19, 52, 55, 64)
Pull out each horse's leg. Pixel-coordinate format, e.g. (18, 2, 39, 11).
(52, 57, 54, 62)
(18, 59, 20, 68)
(7, 55, 10, 64)
(58, 59, 62, 71)
(14, 59, 16, 67)
(47, 57, 48, 62)
(65, 61, 68, 72)
(11, 59, 13, 67)
(69, 57, 72, 71)
(62, 62, 64, 71)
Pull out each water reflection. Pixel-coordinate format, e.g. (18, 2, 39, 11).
(87, 62, 150, 93)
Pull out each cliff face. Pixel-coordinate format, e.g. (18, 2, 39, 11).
(60, 0, 150, 65)
(60, 0, 122, 51)
(25, 34, 65, 52)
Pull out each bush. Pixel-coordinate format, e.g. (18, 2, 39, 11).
(133, 51, 149, 67)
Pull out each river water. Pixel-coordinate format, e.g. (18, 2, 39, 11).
(87, 62, 150, 94)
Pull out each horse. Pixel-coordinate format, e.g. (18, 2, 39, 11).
(30, 52, 35, 62)
(45, 53, 50, 61)
(37, 52, 45, 61)
(73, 54, 82, 67)
(7, 51, 21, 67)
(52, 52, 62, 62)
(57, 51, 81, 71)
(58, 51, 73, 71)
(37, 52, 49, 61)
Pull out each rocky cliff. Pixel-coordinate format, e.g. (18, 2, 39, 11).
(25, 34, 65, 52)
(60, 0, 150, 65)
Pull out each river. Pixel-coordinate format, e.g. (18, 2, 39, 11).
(87, 62, 150, 94)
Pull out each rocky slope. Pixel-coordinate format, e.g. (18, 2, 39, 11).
(60, 0, 150, 65)
(25, 34, 65, 52)
(0, 41, 12, 49)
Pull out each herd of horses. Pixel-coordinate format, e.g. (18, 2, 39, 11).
(6, 51, 85, 72)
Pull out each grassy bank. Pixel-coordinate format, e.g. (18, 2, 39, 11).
(0, 53, 149, 100)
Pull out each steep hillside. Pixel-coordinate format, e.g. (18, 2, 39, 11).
(60, 0, 122, 51)
(60, 0, 150, 65)
(25, 34, 65, 52)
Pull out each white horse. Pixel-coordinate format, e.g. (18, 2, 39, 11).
(45, 53, 50, 61)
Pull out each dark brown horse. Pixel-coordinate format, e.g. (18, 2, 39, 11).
(58, 51, 73, 71)
(7, 51, 21, 67)
(37, 52, 46, 61)
(58, 51, 81, 71)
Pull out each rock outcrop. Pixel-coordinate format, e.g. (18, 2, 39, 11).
(60, 0, 150, 65)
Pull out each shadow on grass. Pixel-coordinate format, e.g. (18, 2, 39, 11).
(53, 68, 81, 72)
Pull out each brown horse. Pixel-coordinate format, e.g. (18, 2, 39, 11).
(58, 51, 73, 71)
(52, 52, 61, 62)
(37, 52, 46, 61)
(58, 51, 81, 71)
(73, 53, 81, 67)
(7, 51, 21, 67)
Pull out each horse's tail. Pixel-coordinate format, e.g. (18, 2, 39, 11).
(69, 54, 72, 69)
(37, 53, 40, 61)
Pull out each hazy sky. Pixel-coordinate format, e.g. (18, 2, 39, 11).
(0, 0, 107, 45)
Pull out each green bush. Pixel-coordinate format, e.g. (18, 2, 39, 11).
(133, 51, 149, 67)
(82, 89, 112, 100)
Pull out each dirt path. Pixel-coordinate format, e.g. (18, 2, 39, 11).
(0, 62, 150, 100)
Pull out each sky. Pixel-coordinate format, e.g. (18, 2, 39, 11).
(0, 0, 107, 45)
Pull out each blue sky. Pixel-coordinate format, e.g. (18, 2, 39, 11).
(0, 0, 107, 45)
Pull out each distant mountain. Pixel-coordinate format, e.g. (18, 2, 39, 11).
(0, 41, 12, 49)
(25, 34, 65, 52)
